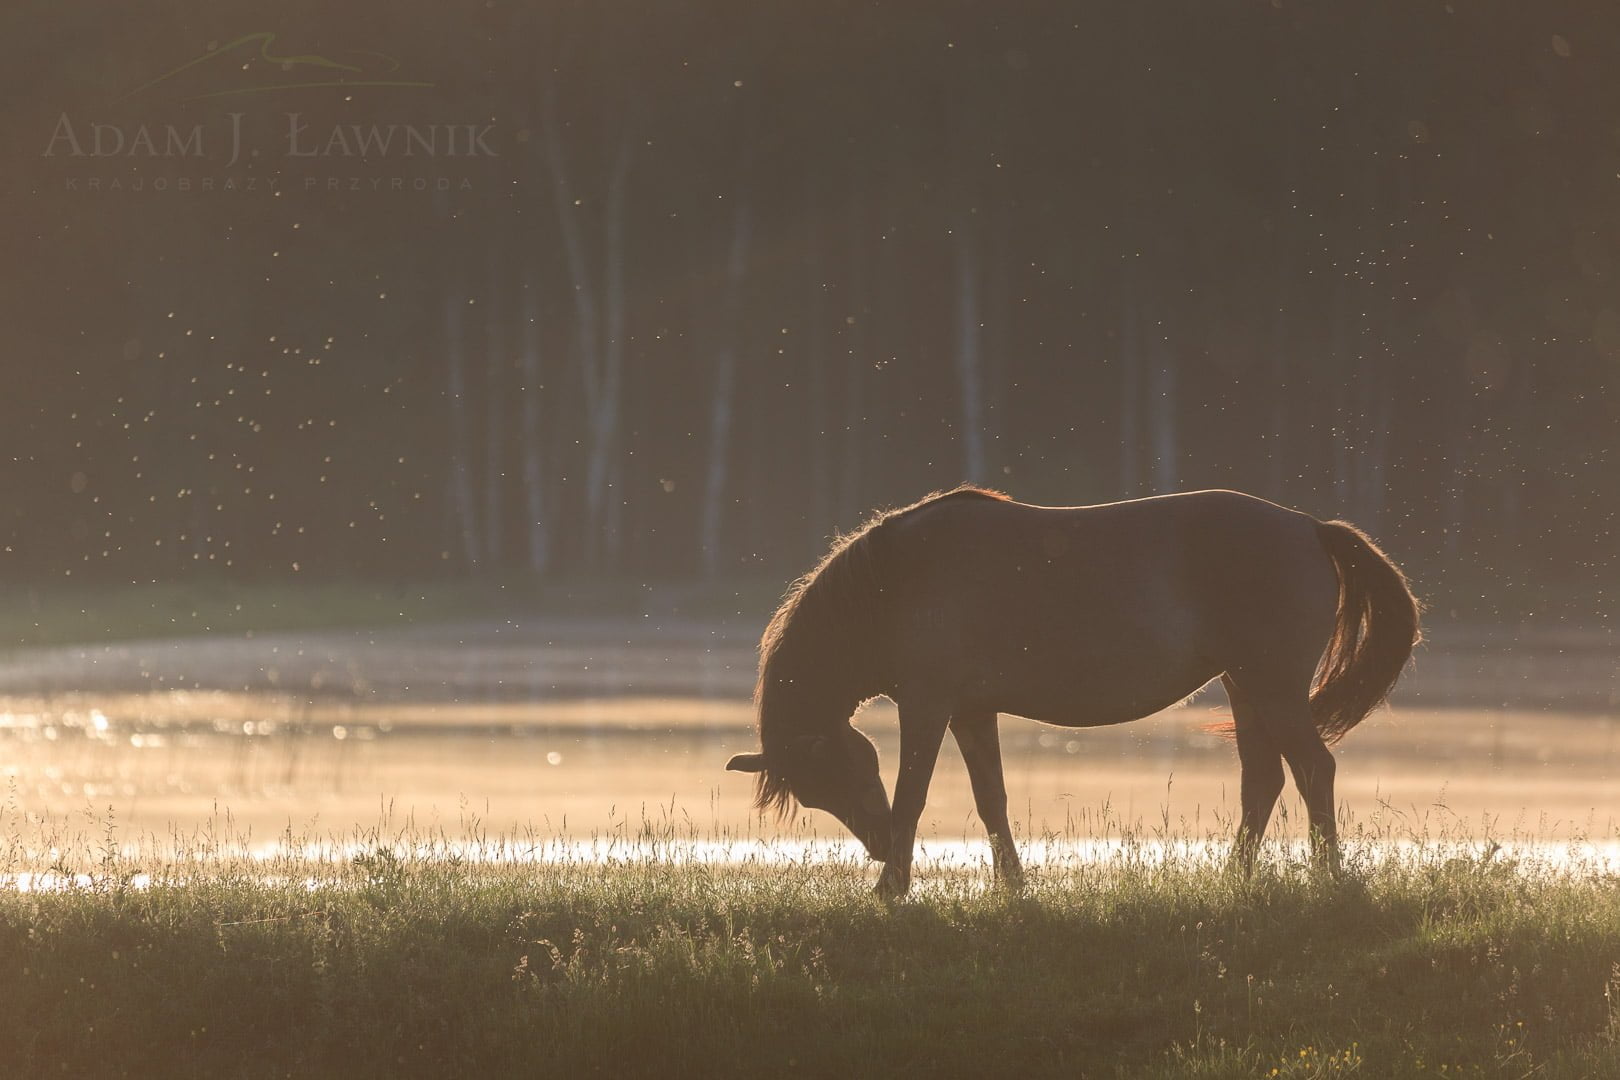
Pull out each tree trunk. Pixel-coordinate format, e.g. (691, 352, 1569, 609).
(483, 252, 504, 567)
(443, 290, 482, 571)
(1149, 336, 1177, 494)
(542, 96, 633, 571)
(700, 200, 751, 578)
(1329, 287, 1352, 508)
(541, 114, 598, 569)
(839, 190, 868, 524)
(806, 205, 832, 548)
(954, 223, 986, 484)
(1118, 296, 1141, 496)
(520, 281, 549, 574)
(1357, 376, 1393, 532)
(1267, 303, 1289, 502)
(597, 133, 634, 568)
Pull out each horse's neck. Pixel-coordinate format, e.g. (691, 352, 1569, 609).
(759, 641, 877, 742)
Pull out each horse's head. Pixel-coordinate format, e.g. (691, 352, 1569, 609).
(726, 725, 892, 861)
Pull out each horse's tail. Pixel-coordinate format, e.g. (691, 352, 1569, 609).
(1309, 519, 1422, 744)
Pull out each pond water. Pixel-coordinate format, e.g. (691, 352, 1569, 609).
(1, 620, 1617, 852)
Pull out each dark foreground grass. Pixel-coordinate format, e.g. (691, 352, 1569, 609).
(4, 832, 1620, 1079)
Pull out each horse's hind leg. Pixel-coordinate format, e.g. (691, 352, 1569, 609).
(1226, 672, 1339, 871)
(950, 711, 1024, 889)
(1222, 674, 1284, 872)
(1283, 731, 1338, 871)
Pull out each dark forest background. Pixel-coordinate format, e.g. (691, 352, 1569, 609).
(4, 2, 1617, 625)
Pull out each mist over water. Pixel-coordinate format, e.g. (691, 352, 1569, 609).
(2, 622, 1615, 856)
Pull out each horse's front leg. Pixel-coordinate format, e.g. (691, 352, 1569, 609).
(875, 700, 950, 901)
(950, 710, 1024, 890)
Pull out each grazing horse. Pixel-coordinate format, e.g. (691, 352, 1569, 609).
(726, 486, 1421, 899)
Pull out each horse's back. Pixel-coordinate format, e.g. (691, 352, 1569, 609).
(884, 489, 1318, 582)
(877, 490, 1336, 721)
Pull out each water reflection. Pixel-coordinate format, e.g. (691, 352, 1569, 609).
(1, 690, 1617, 845)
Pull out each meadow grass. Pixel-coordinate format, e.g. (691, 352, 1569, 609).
(4, 811, 1620, 1078)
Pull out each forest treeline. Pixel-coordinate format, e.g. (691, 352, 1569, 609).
(6, 2, 1616, 622)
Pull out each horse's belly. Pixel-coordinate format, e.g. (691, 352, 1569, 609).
(1003, 707, 1145, 730)
(926, 584, 1224, 725)
(987, 669, 1218, 730)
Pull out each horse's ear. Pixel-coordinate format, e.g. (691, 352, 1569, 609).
(726, 752, 766, 773)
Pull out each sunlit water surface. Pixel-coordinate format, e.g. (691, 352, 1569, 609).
(1, 622, 1616, 871)
(4, 692, 1619, 860)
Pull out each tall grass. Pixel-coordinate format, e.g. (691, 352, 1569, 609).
(4, 805, 1620, 1078)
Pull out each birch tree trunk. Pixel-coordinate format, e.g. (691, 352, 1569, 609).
(483, 252, 504, 567)
(805, 204, 832, 547)
(1267, 297, 1290, 502)
(542, 94, 633, 570)
(838, 191, 868, 524)
(1149, 335, 1178, 494)
(1118, 295, 1141, 497)
(443, 290, 482, 571)
(541, 101, 600, 567)
(954, 220, 986, 484)
(700, 200, 751, 578)
(520, 281, 549, 574)
(984, 220, 1011, 474)
(1268, 24, 1300, 504)
(1358, 381, 1393, 531)
(598, 133, 633, 567)
(1329, 287, 1352, 508)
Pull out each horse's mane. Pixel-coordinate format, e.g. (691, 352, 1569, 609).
(752, 484, 1008, 816)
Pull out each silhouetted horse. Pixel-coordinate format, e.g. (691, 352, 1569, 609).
(727, 487, 1421, 898)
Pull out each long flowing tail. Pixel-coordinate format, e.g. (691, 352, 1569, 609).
(1310, 520, 1423, 744)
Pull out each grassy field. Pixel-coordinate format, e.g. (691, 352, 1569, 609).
(4, 818, 1620, 1079)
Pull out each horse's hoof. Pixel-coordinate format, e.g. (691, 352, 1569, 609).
(874, 866, 910, 902)
(1310, 847, 1344, 879)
